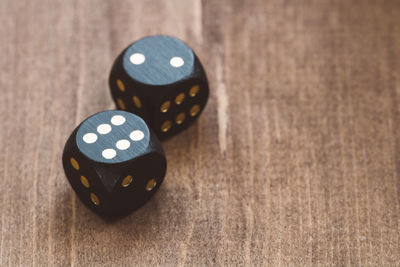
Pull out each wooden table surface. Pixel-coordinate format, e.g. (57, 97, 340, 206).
(1, 0, 399, 266)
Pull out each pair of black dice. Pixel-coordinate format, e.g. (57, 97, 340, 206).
(62, 36, 209, 218)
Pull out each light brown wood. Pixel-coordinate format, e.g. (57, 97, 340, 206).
(0, 0, 399, 265)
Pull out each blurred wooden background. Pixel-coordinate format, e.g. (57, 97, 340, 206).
(0, 0, 399, 266)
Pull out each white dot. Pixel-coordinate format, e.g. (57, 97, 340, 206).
(102, 148, 116, 159)
(82, 133, 97, 144)
(170, 57, 184, 68)
(97, 124, 111, 134)
(130, 53, 145, 65)
(116, 139, 131, 150)
(111, 115, 126, 126)
(130, 130, 145, 141)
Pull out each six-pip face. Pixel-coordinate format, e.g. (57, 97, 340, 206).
(109, 35, 209, 140)
(76, 110, 150, 163)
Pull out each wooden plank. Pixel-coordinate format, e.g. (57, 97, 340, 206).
(0, 0, 399, 265)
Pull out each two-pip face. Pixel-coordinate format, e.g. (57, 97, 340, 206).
(109, 35, 209, 140)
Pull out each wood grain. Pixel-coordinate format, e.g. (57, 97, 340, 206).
(0, 0, 399, 265)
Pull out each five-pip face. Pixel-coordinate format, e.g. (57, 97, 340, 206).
(109, 35, 209, 140)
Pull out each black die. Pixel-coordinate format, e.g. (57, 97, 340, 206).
(62, 110, 167, 218)
(109, 35, 209, 140)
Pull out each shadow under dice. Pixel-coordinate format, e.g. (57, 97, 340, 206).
(109, 35, 209, 140)
(62, 110, 167, 218)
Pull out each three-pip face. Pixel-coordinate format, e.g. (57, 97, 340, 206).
(109, 35, 209, 140)
(62, 110, 166, 218)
